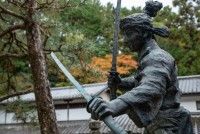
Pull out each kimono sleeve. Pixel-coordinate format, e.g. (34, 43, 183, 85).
(118, 53, 173, 127)
(118, 76, 138, 91)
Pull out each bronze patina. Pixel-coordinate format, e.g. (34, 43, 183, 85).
(87, 1, 193, 134)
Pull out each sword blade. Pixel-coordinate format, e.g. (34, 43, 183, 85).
(50, 52, 92, 102)
(110, 0, 121, 100)
(111, 0, 121, 72)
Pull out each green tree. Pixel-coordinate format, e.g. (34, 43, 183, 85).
(155, 0, 200, 75)
(0, 0, 87, 133)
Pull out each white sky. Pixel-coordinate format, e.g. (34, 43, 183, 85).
(99, 0, 173, 9)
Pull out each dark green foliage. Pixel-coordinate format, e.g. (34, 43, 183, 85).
(5, 100, 37, 124)
(0, 0, 199, 127)
(0, 0, 200, 93)
(155, 0, 200, 75)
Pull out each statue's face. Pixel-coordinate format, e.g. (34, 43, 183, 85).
(122, 27, 144, 52)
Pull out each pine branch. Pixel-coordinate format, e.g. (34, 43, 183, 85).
(0, 24, 25, 38)
(36, 0, 55, 10)
(0, 53, 27, 58)
(0, 5, 25, 20)
(7, 0, 24, 7)
(0, 89, 33, 102)
(36, 0, 86, 11)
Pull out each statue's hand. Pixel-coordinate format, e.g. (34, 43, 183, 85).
(108, 71, 121, 89)
(87, 97, 114, 120)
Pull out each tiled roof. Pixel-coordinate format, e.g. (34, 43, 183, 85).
(0, 118, 142, 134)
(62, 113, 200, 133)
(0, 120, 89, 134)
(1, 75, 200, 103)
(99, 114, 143, 134)
(62, 114, 143, 134)
(178, 75, 200, 94)
(59, 120, 89, 133)
(1, 114, 199, 134)
(1, 83, 107, 103)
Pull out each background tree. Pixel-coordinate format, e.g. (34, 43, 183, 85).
(0, 0, 199, 131)
(0, 0, 199, 92)
(0, 0, 86, 133)
(155, 0, 200, 75)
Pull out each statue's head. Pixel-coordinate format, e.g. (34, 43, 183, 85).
(120, 1, 170, 52)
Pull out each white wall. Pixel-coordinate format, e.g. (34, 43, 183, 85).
(56, 108, 90, 121)
(180, 95, 200, 112)
(5, 113, 17, 124)
(0, 108, 37, 124)
(0, 110, 5, 124)
(0, 108, 90, 124)
(56, 109, 68, 121)
(1, 95, 199, 124)
(0, 110, 18, 124)
(180, 101, 197, 112)
(69, 108, 90, 120)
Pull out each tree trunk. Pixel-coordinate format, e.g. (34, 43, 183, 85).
(25, 0, 59, 134)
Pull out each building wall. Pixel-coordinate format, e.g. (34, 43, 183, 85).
(181, 101, 197, 112)
(0, 109, 19, 124)
(56, 108, 90, 121)
(0, 95, 200, 125)
(0, 107, 90, 124)
(180, 95, 200, 112)
(0, 110, 6, 124)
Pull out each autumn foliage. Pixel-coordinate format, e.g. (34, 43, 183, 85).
(90, 54, 138, 76)
(62, 54, 138, 84)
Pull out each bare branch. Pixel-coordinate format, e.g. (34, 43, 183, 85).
(56, 0, 72, 10)
(197, 23, 200, 28)
(15, 39, 28, 52)
(56, 0, 86, 10)
(7, 0, 24, 7)
(0, 89, 33, 102)
(43, 35, 49, 47)
(0, 5, 25, 20)
(36, 0, 55, 10)
(0, 53, 27, 59)
(1, 33, 16, 51)
(36, 0, 86, 11)
(44, 43, 63, 54)
(0, 24, 25, 38)
(44, 48, 62, 53)
(0, 11, 9, 22)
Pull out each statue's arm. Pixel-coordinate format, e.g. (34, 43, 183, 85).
(118, 54, 174, 127)
(118, 76, 138, 91)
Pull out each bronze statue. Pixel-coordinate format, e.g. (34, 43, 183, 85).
(87, 1, 193, 133)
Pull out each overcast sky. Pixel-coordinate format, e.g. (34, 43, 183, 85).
(99, 0, 173, 9)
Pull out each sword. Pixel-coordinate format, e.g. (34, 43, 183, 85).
(110, 0, 121, 100)
(50, 52, 127, 134)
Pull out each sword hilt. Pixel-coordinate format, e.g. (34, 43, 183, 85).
(109, 71, 120, 100)
(103, 115, 127, 134)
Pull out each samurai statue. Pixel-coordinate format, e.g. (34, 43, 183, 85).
(87, 1, 193, 134)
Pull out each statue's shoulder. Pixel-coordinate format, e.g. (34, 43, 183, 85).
(147, 48, 175, 65)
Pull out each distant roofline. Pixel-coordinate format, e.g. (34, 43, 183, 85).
(182, 93, 200, 96)
(51, 75, 200, 90)
(1, 75, 200, 104)
(50, 82, 107, 90)
(190, 112, 200, 115)
(178, 75, 200, 79)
